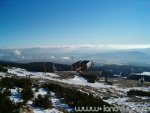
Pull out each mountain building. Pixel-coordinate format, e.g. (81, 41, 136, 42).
(72, 60, 93, 72)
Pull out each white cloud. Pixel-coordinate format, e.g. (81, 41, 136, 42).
(61, 56, 71, 60)
(51, 56, 55, 59)
(1, 44, 150, 50)
(101, 45, 150, 49)
(14, 50, 21, 56)
(30, 44, 150, 49)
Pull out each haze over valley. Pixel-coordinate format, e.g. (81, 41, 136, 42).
(0, 45, 150, 66)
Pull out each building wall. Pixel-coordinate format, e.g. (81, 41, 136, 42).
(86, 61, 92, 69)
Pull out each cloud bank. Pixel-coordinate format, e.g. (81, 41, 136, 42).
(3, 44, 150, 50)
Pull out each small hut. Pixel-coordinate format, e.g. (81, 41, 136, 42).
(72, 60, 93, 72)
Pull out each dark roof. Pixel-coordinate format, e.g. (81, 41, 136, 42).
(82, 60, 89, 64)
(73, 60, 90, 65)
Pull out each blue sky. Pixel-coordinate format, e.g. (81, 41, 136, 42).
(0, 0, 150, 48)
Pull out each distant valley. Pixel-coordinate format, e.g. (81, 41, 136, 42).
(0, 47, 150, 66)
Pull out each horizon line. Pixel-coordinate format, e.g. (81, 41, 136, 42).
(1, 44, 150, 49)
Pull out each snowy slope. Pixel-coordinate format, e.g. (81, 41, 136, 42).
(8, 67, 150, 92)
(7, 67, 150, 113)
(8, 67, 59, 78)
(9, 87, 71, 113)
(104, 97, 150, 113)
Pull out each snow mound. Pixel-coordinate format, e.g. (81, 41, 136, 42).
(8, 67, 59, 78)
(32, 108, 63, 113)
(141, 72, 150, 76)
(69, 76, 87, 82)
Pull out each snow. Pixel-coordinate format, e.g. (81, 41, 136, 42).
(9, 86, 149, 113)
(8, 67, 150, 92)
(104, 97, 129, 105)
(8, 68, 25, 76)
(9, 87, 71, 113)
(32, 108, 63, 113)
(114, 74, 119, 77)
(51, 92, 73, 112)
(7, 67, 150, 113)
(0, 72, 6, 77)
(34, 88, 47, 98)
(9, 88, 22, 103)
(141, 72, 150, 76)
(27, 100, 33, 105)
(8, 67, 59, 78)
(136, 96, 150, 100)
(46, 73, 59, 77)
(103, 97, 150, 113)
(68, 75, 87, 83)
(33, 88, 73, 112)
(133, 71, 150, 76)
(116, 86, 150, 92)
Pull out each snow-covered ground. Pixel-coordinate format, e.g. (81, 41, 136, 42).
(0, 72, 6, 78)
(141, 72, 150, 76)
(51, 92, 73, 112)
(8, 67, 59, 78)
(34, 88, 73, 110)
(32, 108, 63, 113)
(104, 97, 150, 113)
(31, 88, 60, 113)
(8, 67, 150, 92)
(9, 87, 72, 113)
(32, 88, 73, 113)
(132, 71, 150, 76)
(9, 88, 22, 103)
(68, 75, 87, 83)
(34, 88, 47, 98)
(7, 67, 150, 113)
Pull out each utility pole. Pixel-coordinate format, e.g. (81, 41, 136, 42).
(52, 62, 56, 72)
(43, 57, 46, 76)
(71, 56, 74, 71)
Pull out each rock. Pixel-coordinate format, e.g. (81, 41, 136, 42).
(19, 105, 34, 113)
